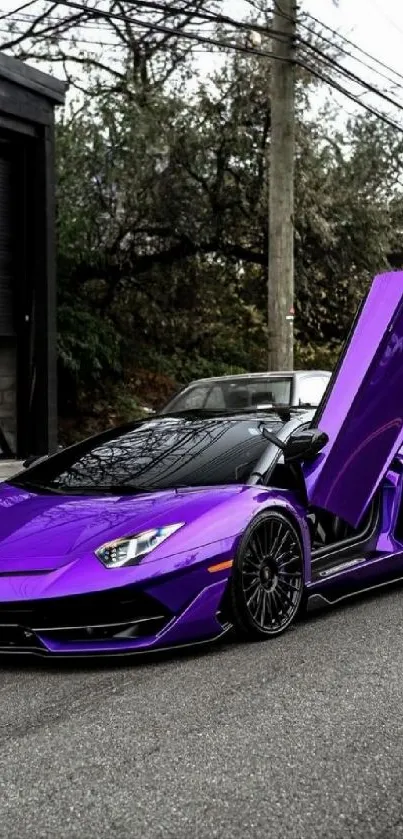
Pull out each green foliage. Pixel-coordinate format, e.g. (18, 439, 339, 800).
(140, 347, 248, 384)
(57, 301, 121, 380)
(295, 340, 342, 371)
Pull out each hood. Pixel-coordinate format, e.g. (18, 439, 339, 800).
(0, 483, 242, 573)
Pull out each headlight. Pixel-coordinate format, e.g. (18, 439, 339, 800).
(95, 523, 184, 568)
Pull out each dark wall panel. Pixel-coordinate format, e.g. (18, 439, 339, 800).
(0, 54, 65, 457)
(0, 150, 15, 337)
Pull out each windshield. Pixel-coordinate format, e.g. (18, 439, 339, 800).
(10, 416, 286, 494)
(162, 377, 293, 414)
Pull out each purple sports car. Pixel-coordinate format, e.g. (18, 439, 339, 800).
(0, 270, 403, 657)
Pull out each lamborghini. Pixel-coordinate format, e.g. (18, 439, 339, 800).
(0, 270, 402, 656)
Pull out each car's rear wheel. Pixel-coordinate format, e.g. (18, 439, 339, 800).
(230, 510, 305, 639)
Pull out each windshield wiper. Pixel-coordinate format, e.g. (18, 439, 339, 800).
(160, 408, 225, 417)
(161, 407, 283, 419)
(55, 484, 161, 496)
(8, 480, 66, 495)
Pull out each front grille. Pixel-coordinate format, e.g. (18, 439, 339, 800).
(0, 587, 171, 644)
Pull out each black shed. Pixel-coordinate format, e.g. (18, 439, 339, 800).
(0, 52, 66, 460)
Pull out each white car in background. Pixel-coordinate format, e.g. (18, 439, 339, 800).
(160, 370, 331, 414)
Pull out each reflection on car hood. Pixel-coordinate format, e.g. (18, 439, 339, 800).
(0, 483, 243, 572)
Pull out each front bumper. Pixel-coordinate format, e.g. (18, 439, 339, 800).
(0, 577, 229, 656)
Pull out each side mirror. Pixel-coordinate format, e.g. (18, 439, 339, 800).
(284, 428, 328, 463)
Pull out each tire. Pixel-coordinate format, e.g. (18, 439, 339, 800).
(230, 510, 305, 640)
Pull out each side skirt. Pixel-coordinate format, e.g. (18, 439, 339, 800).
(306, 550, 403, 610)
(307, 573, 403, 611)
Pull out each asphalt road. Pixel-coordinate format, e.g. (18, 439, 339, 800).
(1, 588, 403, 839)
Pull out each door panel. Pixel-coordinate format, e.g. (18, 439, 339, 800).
(303, 272, 403, 527)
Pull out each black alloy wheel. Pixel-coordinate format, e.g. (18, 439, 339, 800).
(230, 510, 304, 639)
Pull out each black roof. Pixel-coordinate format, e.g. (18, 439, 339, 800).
(0, 51, 67, 104)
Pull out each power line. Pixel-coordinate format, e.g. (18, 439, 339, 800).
(275, 3, 403, 119)
(0, 0, 280, 38)
(4, 0, 403, 106)
(3, 0, 403, 133)
(304, 10, 403, 87)
(48, 0, 285, 60)
(277, 2, 403, 94)
(298, 56, 403, 134)
(5, 6, 403, 120)
(2, 7, 240, 31)
(0, 0, 37, 21)
(296, 14, 403, 96)
(1, 14, 259, 49)
(298, 37, 403, 114)
(4, 0, 403, 101)
(3, 11, 113, 30)
(0, 23, 225, 52)
(0, 24, 121, 46)
(0, 3, 286, 61)
(2, 13, 224, 41)
(122, 0, 280, 38)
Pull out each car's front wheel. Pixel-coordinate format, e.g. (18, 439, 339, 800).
(230, 510, 305, 640)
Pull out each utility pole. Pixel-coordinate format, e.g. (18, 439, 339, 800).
(267, 0, 296, 370)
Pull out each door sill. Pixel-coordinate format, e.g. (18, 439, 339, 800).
(315, 556, 367, 579)
(310, 497, 380, 582)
